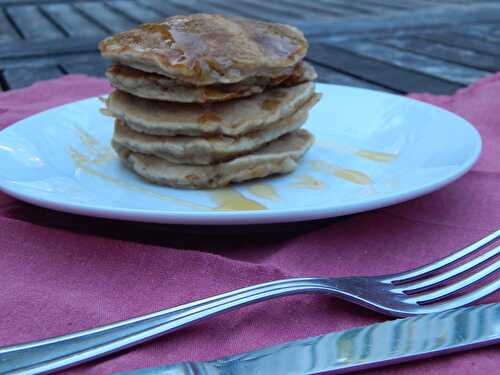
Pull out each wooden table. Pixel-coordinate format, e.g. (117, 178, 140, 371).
(1, 0, 499, 94)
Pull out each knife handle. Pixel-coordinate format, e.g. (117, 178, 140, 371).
(0, 277, 332, 374)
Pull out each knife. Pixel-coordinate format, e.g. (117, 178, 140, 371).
(116, 303, 500, 375)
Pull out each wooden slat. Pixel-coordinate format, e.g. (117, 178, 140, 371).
(381, 36, 500, 73)
(369, 0, 436, 8)
(294, 3, 500, 37)
(200, 0, 294, 22)
(492, 26, 500, 39)
(454, 23, 500, 43)
(41, 3, 106, 37)
(283, 0, 360, 17)
(268, 0, 348, 18)
(165, 0, 332, 34)
(418, 32, 500, 58)
(0, 37, 100, 60)
(236, 0, 308, 20)
(73, 1, 136, 33)
(0, 8, 20, 43)
(435, 0, 491, 4)
(308, 43, 461, 94)
(489, 25, 500, 38)
(316, 0, 374, 15)
(61, 59, 109, 77)
(328, 0, 408, 14)
(0, 52, 103, 69)
(106, 0, 163, 24)
(294, 0, 365, 17)
(166, 0, 250, 18)
(330, 40, 490, 85)
(424, 0, 500, 4)
(0, 0, 106, 4)
(3, 65, 63, 89)
(310, 62, 396, 92)
(136, 0, 194, 17)
(5, 5, 65, 40)
(357, 0, 412, 10)
(454, 24, 498, 39)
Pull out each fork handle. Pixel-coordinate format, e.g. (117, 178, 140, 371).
(0, 277, 334, 375)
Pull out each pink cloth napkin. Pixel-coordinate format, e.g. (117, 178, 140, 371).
(0, 74, 499, 374)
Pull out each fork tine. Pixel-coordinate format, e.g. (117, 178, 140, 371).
(388, 229, 500, 284)
(397, 245, 500, 294)
(418, 279, 500, 313)
(405, 259, 499, 304)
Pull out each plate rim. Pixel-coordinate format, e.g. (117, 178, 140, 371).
(0, 83, 482, 225)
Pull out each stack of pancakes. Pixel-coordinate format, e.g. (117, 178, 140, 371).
(99, 14, 320, 189)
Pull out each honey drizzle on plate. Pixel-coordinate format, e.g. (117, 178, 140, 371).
(68, 147, 210, 210)
(248, 183, 279, 200)
(289, 175, 325, 189)
(310, 160, 372, 185)
(70, 127, 266, 211)
(74, 127, 114, 165)
(355, 150, 398, 162)
(318, 141, 398, 163)
(209, 189, 266, 211)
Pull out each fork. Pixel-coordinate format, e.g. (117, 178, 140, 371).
(1, 230, 499, 375)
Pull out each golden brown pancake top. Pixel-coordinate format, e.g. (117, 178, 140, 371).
(99, 13, 308, 85)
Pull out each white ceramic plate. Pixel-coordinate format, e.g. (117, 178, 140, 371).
(0, 83, 481, 225)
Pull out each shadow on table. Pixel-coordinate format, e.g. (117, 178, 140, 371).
(2, 200, 344, 254)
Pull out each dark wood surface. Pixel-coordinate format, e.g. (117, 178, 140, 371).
(0, 0, 499, 93)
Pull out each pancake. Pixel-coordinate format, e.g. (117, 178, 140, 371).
(105, 61, 317, 103)
(99, 14, 308, 85)
(113, 129, 314, 189)
(104, 82, 318, 136)
(112, 100, 310, 165)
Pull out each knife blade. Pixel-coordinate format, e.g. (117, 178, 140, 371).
(116, 303, 500, 375)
